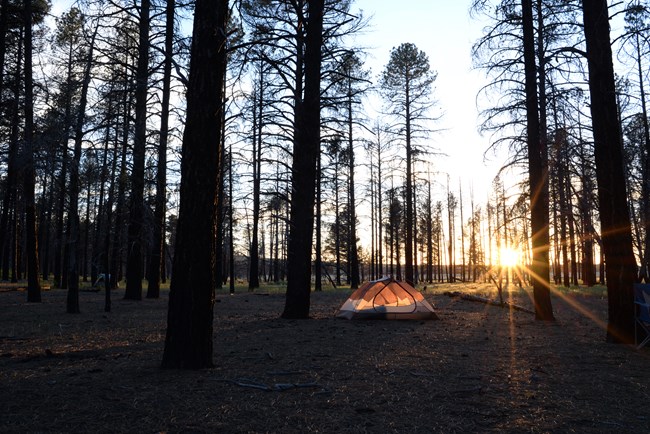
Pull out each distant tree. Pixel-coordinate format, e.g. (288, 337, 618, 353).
(335, 52, 369, 289)
(324, 136, 345, 286)
(577, 123, 597, 287)
(380, 42, 438, 284)
(324, 204, 360, 278)
(386, 186, 403, 280)
(365, 122, 391, 280)
(247, 61, 263, 291)
(433, 201, 444, 281)
(418, 171, 435, 283)
(550, 127, 572, 287)
(446, 180, 457, 283)
(459, 181, 466, 282)
(162, 0, 228, 369)
(468, 203, 483, 283)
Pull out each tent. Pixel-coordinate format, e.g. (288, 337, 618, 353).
(336, 277, 439, 320)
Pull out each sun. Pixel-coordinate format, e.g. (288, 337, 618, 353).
(499, 247, 521, 267)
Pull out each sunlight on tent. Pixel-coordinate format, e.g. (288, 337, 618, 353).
(337, 277, 438, 320)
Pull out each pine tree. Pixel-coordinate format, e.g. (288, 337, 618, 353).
(380, 42, 437, 284)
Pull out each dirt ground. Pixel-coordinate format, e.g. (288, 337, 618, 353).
(1, 283, 649, 433)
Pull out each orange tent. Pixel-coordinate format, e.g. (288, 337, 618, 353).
(336, 277, 438, 320)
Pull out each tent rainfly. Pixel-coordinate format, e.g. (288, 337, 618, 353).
(336, 277, 439, 320)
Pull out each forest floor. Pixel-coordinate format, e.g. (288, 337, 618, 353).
(1, 281, 649, 433)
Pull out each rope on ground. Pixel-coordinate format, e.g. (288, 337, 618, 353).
(215, 377, 328, 393)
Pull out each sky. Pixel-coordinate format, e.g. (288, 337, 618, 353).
(351, 0, 506, 202)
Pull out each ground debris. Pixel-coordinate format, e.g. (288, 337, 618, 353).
(215, 377, 326, 393)
(443, 291, 534, 313)
(1, 284, 649, 433)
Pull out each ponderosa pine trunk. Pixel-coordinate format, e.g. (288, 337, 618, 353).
(0, 0, 12, 277)
(522, 0, 553, 320)
(0, 0, 8, 96)
(582, 0, 637, 343)
(147, 0, 174, 299)
(161, 0, 228, 369)
(635, 32, 650, 282)
(405, 81, 414, 285)
(110, 82, 133, 289)
(228, 146, 235, 295)
(125, 0, 151, 301)
(3, 28, 23, 283)
(282, 0, 324, 319)
(23, 0, 41, 302)
(249, 61, 263, 291)
(65, 26, 96, 313)
(347, 80, 360, 290)
(315, 149, 322, 291)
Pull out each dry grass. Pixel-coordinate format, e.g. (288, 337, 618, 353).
(1, 282, 649, 433)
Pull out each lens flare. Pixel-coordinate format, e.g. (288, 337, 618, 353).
(500, 247, 520, 267)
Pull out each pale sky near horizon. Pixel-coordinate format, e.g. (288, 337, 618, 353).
(352, 0, 505, 203)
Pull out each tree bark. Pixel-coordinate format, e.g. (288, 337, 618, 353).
(249, 61, 263, 291)
(582, 0, 637, 343)
(635, 32, 650, 282)
(347, 79, 360, 289)
(147, 0, 174, 299)
(228, 146, 235, 295)
(405, 78, 414, 285)
(4, 28, 23, 283)
(66, 27, 97, 313)
(315, 148, 322, 291)
(161, 0, 228, 369)
(125, 0, 151, 300)
(522, 0, 553, 320)
(0, 0, 11, 274)
(0, 0, 8, 97)
(282, 0, 324, 319)
(23, 0, 41, 302)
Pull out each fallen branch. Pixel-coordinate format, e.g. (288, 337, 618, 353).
(443, 291, 534, 314)
(231, 379, 271, 391)
(216, 378, 326, 392)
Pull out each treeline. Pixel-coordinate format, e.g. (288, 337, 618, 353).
(0, 0, 190, 311)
